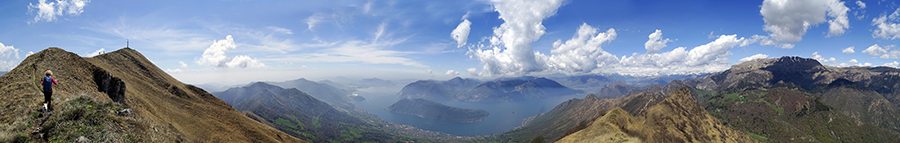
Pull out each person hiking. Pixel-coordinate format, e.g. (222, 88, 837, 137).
(41, 70, 58, 112)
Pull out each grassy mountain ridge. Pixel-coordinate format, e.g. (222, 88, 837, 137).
(0, 47, 302, 142)
(558, 88, 758, 143)
(484, 80, 689, 142)
(692, 56, 900, 142)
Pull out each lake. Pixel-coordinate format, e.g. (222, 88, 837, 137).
(351, 86, 584, 136)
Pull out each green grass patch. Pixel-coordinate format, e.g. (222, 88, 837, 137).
(724, 93, 740, 101)
(761, 100, 784, 114)
(747, 132, 768, 142)
(312, 117, 321, 128)
(694, 88, 710, 95)
(754, 91, 767, 97)
(39, 95, 141, 142)
(275, 118, 299, 129)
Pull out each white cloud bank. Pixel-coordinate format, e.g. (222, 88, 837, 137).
(196, 35, 266, 68)
(739, 54, 769, 63)
(466, 0, 758, 76)
(27, 0, 90, 23)
(884, 61, 900, 68)
(862, 44, 900, 59)
(759, 0, 849, 46)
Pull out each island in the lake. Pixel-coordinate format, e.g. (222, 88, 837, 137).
(385, 98, 490, 123)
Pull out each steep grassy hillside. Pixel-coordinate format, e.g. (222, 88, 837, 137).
(0, 48, 302, 142)
(484, 81, 688, 142)
(558, 88, 757, 143)
(704, 87, 899, 142)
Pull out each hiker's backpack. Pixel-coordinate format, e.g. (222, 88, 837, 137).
(43, 76, 52, 92)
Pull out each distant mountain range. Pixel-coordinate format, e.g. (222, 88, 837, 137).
(549, 73, 702, 94)
(398, 76, 580, 102)
(685, 56, 900, 139)
(483, 56, 900, 142)
(266, 78, 356, 109)
(217, 82, 412, 142)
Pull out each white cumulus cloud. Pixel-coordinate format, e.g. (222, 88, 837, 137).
(445, 70, 459, 76)
(85, 48, 104, 57)
(179, 61, 188, 68)
(546, 23, 619, 73)
(843, 46, 855, 53)
(811, 52, 837, 64)
(856, 0, 866, 9)
(872, 8, 900, 40)
(467, 68, 478, 76)
(644, 29, 673, 53)
(884, 61, 900, 67)
(760, 0, 849, 43)
(739, 54, 769, 63)
(27, 0, 90, 23)
(0, 42, 21, 71)
(470, 0, 564, 76)
(451, 19, 472, 47)
(467, 0, 758, 76)
(196, 35, 266, 68)
(862, 44, 900, 59)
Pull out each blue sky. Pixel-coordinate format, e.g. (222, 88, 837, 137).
(1, 0, 899, 85)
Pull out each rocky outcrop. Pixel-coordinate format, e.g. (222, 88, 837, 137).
(93, 70, 125, 104)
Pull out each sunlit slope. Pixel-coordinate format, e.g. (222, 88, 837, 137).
(0, 48, 303, 142)
(485, 81, 690, 142)
(558, 88, 757, 143)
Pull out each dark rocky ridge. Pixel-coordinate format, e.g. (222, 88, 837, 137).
(385, 98, 489, 123)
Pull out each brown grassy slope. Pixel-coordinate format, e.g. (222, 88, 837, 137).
(0, 47, 303, 142)
(557, 88, 757, 143)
